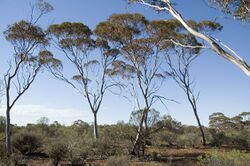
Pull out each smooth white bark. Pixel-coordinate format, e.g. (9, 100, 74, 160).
(137, 0, 250, 76)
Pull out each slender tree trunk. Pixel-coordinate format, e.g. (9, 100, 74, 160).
(144, 110, 148, 131)
(5, 107, 11, 156)
(132, 108, 147, 156)
(193, 108, 206, 146)
(93, 112, 98, 140)
(184, 85, 206, 146)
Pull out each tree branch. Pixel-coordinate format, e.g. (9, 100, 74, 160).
(136, 0, 250, 76)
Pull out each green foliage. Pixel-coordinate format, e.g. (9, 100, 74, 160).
(38, 50, 62, 69)
(129, 108, 160, 127)
(95, 13, 148, 42)
(70, 120, 91, 136)
(155, 130, 178, 146)
(208, 0, 250, 21)
(177, 132, 202, 147)
(48, 142, 69, 166)
(47, 22, 94, 49)
(4, 20, 47, 46)
(208, 112, 250, 148)
(67, 138, 88, 165)
(92, 137, 115, 158)
(35, 0, 54, 14)
(209, 129, 227, 147)
(46, 121, 67, 138)
(12, 131, 43, 155)
(61, 128, 92, 165)
(157, 115, 183, 132)
(209, 112, 232, 129)
(151, 115, 184, 146)
(187, 20, 222, 32)
(3, 19, 60, 78)
(199, 150, 250, 166)
(3, 114, 249, 164)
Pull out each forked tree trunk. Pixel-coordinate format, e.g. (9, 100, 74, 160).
(93, 112, 98, 140)
(132, 108, 147, 156)
(5, 108, 11, 156)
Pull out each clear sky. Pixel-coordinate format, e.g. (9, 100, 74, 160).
(0, 0, 249, 126)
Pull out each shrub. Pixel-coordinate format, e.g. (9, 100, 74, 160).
(105, 156, 130, 166)
(0, 151, 24, 166)
(92, 138, 112, 158)
(12, 131, 43, 155)
(48, 142, 68, 166)
(67, 139, 89, 165)
(199, 150, 250, 166)
(176, 133, 201, 147)
(157, 131, 177, 146)
(0, 143, 5, 158)
(209, 129, 227, 147)
(227, 130, 250, 148)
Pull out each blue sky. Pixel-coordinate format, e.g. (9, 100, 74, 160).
(0, 0, 249, 126)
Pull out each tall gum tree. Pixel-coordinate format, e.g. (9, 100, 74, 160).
(147, 19, 221, 146)
(47, 22, 120, 140)
(129, 0, 250, 76)
(149, 17, 222, 146)
(2, 1, 58, 156)
(95, 13, 172, 156)
(3, 21, 59, 156)
(96, 13, 221, 155)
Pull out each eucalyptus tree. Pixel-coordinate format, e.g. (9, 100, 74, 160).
(238, 112, 250, 128)
(209, 112, 236, 130)
(210, 111, 250, 130)
(3, 23, 58, 156)
(129, 108, 160, 128)
(2, 1, 58, 156)
(208, 0, 250, 21)
(47, 22, 119, 140)
(95, 13, 170, 156)
(129, 0, 250, 77)
(160, 17, 223, 146)
(165, 48, 207, 145)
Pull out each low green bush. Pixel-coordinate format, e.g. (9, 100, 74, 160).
(199, 150, 250, 166)
(209, 129, 227, 147)
(67, 138, 89, 165)
(179, 133, 201, 147)
(12, 131, 43, 155)
(48, 141, 69, 166)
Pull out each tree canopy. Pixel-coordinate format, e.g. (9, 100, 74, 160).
(208, 0, 250, 21)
